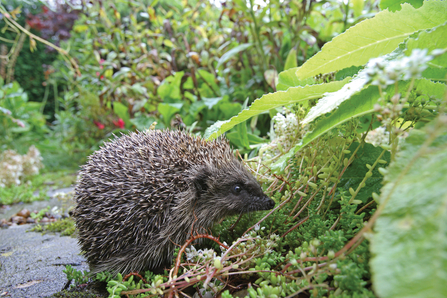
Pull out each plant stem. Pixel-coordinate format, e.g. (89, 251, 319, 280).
(249, 0, 267, 72)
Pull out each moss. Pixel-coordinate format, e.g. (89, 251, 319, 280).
(30, 218, 76, 236)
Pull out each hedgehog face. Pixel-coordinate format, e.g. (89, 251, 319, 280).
(191, 162, 275, 219)
(224, 179, 275, 214)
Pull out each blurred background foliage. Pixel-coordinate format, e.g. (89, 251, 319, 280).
(0, 0, 378, 170)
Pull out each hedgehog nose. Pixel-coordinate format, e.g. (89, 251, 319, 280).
(264, 196, 275, 210)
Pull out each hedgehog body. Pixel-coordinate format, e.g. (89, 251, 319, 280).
(74, 130, 274, 274)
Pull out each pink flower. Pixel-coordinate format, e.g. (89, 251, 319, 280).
(96, 72, 104, 80)
(12, 119, 25, 128)
(113, 118, 125, 129)
(93, 120, 105, 130)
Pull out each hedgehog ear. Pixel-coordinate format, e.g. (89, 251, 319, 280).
(193, 167, 211, 196)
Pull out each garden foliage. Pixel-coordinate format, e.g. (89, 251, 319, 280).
(196, 1, 446, 297)
(1, 0, 447, 297)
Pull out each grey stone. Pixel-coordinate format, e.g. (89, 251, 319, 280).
(0, 225, 88, 298)
(0, 186, 88, 298)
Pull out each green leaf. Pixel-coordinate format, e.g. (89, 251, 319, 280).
(130, 83, 147, 95)
(284, 48, 298, 70)
(73, 24, 89, 33)
(130, 115, 161, 130)
(197, 69, 220, 96)
(216, 43, 252, 69)
(302, 51, 398, 125)
(422, 67, 447, 80)
(335, 65, 364, 81)
(107, 51, 117, 61)
(226, 124, 250, 149)
(271, 83, 385, 172)
(286, 78, 445, 158)
(158, 103, 182, 125)
(202, 97, 223, 109)
(405, 22, 447, 68)
(189, 101, 207, 117)
(338, 142, 391, 203)
(302, 71, 368, 125)
(112, 102, 130, 126)
(295, 1, 447, 80)
(204, 78, 350, 139)
(163, 39, 174, 48)
(112, 67, 131, 79)
(247, 133, 268, 144)
(352, 0, 365, 17)
(380, 0, 424, 12)
(158, 72, 184, 101)
(277, 67, 316, 91)
(371, 125, 447, 298)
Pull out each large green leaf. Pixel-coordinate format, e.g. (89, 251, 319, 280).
(370, 125, 447, 298)
(295, 1, 447, 80)
(276, 67, 316, 91)
(380, 0, 424, 11)
(271, 78, 446, 172)
(405, 22, 447, 68)
(302, 70, 369, 125)
(204, 78, 350, 139)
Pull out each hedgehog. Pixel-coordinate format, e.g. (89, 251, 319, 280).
(74, 130, 275, 274)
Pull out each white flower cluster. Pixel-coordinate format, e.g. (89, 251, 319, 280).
(365, 49, 439, 89)
(268, 109, 301, 153)
(0, 146, 44, 188)
(272, 111, 299, 139)
(365, 127, 390, 147)
(185, 245, 217, 262)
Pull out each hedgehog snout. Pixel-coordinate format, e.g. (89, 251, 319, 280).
(247, 194, 275, 212)
(259, 195, 275, 210)
(265, 196, 275, 209)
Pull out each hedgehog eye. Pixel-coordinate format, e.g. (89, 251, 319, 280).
(232, 184, 242, 194)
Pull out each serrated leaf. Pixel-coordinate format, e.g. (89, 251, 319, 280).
(405, 22, 447, 68)
(422, 67, 447, 80)
(380, 0, 424, 12)
(277, 67, 316, 91)
(335, 65, 364, 81)
(295, 1, 447, 80)
(303, 52, 400, 125)
(272, 78, 445, 171)
(204, 78, 350, 139)
(302, 71, 368, 125)
(371, 125, 447, 298)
